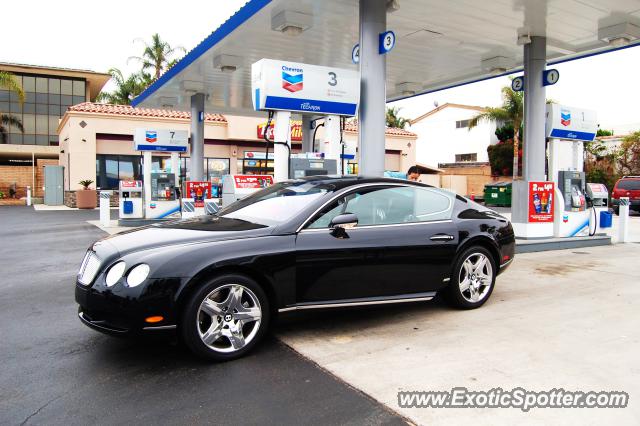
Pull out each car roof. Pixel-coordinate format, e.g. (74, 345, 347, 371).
(287, 175, 433, 190)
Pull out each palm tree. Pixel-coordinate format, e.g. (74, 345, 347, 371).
(468, 86, 524, 178)
(96, 68, 149, 105)
(0, 72, 25, 103)
(128, 34, 186, 80)
(0, 71, 25, 144)
(386, 106, 409, 129)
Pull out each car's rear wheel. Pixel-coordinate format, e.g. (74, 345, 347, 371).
(181, 274, 269, 361)
(444, 246, 496, 309)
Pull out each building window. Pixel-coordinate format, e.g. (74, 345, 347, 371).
(455, 153, 477, 162)
(96, 154, 143, 189)
(455, 119, 470, 129)
(95, 154, 230, 190)
(2, 74, 87, 146)
(179, 157, 230, 182)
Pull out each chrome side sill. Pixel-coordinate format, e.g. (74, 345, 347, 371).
(278, 292, 436, 313)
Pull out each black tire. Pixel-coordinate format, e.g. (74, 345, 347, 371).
(443, 246, 496, 310)
(180, 274, 269, 362)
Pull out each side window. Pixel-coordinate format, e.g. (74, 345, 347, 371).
(306, 186, 453, 229)
(413, 187, 453, 221)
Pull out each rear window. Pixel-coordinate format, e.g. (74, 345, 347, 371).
(617, 179, 640, 190)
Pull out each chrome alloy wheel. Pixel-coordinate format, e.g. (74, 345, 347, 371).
(458, 253, 493, 303)
(197, 284, 262, 353)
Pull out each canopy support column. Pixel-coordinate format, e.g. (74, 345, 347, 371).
(190, 93, 205, 181)
(512, 36, 551, 238)
(522, 36, 547, 182)
(358, 0, 386, 177)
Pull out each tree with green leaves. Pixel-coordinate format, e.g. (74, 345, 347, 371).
(596, 128, 614, 137)
(618, 131, 640, 176)
(0, 71, 25, 144)
(128, 33, 186, 80)
(585, 138, 620, 191)
(386, 106, 409, 129)
(96, 68, 150, 105)
(468, 86, 524, 178)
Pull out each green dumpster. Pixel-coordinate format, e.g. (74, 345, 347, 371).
(484, 182, 512, 207)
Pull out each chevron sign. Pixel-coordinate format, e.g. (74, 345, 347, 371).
(282, 68, 303, 92)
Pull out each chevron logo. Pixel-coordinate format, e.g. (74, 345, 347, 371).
(282, 71, 303, 92)
(560, 109, 571, 127)
(145, 131, 157, 143)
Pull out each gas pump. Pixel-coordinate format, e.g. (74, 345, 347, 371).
(586, 182, 609, 233)
(251, 59, 359, 182)
(290, 153, 337, 178)
(133, 128, 187, 220)
(147, 172, 180, 219)
(118, 180, 144, 219)
(546, 104, 598, 237)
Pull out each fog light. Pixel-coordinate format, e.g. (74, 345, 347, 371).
(127, 264, 150, 287)
(105, 261, 126, 287)
(145, 316, 164, 323)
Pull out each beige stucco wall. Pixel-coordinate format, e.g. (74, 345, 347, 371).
(58, 112, 417, 190)
(59, 113, 228, 190)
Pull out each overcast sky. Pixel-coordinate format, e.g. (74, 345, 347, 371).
(3, 0, 639, 134)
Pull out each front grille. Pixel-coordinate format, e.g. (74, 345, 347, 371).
(78, 251, 101, 286)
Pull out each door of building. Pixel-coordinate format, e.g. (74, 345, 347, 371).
(44, 165, 64, 205)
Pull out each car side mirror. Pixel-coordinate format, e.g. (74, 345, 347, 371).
(330, 213, 358, 230)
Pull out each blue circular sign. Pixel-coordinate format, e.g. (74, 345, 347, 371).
(352, 44, 360, 64)
(379, 31, 396, 54)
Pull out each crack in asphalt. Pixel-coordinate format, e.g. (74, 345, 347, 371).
(20, 395, 62, 426)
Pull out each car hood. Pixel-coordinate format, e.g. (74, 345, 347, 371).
(100, 216, 272, 256)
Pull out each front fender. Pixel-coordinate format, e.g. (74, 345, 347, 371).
(121, 235, 297, 309)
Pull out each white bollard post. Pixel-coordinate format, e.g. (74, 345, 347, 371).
(99, 191, 112, 227)
(618, 197, 629, 243)
(26, 186, 32, 206)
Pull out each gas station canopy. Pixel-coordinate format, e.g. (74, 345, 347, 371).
(133, 0, 640, 114)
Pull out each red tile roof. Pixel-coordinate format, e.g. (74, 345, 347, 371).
(68, 102, 227, 123)
(344, 120, 416, 137)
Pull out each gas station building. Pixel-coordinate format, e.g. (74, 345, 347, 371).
(56, 102, 416, 197)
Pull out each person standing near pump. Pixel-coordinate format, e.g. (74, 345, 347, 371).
(407, 165, 421, 182)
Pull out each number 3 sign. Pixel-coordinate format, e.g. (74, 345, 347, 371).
(379, 31, 396, 54)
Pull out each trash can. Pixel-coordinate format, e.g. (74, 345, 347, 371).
(483, 182, 512, 207)
(599, 210, 613, 228)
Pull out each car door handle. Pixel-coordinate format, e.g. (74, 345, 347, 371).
(430, 234, 454, 242)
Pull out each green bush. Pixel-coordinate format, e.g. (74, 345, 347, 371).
(487, 140, 521, 176)
(495, 123, 524, 143)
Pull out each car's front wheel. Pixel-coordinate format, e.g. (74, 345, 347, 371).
(444, 246, 496, 309)
(181, 274, 269, 361)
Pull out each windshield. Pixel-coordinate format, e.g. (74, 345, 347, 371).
(219, 180, 336, 226)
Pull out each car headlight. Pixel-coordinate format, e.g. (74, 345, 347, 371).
(127, 264, 150, 288)
(105, 261, 126, 287)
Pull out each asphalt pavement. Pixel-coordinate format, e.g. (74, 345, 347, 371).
(0, 206, 405, 425)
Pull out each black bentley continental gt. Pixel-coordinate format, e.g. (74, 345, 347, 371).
(76, 176, 515, 361)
